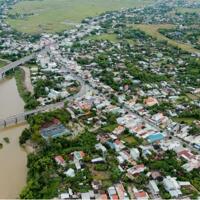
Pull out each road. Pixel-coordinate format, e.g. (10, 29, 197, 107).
(0, 74, 90, 128)
(0, 54, 36, 79)
(0, 46, 50, 80)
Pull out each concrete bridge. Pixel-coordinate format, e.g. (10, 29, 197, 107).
(0, 54, 36, 80)
(0, 46, 50, 80)
(0, 101, 65, 128)
(0, 77, 91, 128)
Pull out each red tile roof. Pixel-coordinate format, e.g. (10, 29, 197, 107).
(178, 150, 195, 160)
(135, 191, 147, 198)
(112, 194, 119, 200)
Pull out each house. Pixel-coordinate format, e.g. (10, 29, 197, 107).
(150, 171, 162, 181)
(91, 157, 105, 163)
(96, 194, 108, 200)
(54, 155, 65, 166)
(114, 140, 126, 152)
(149, 180, 159, 195)
(115, 183, 129, 200)
(64, 168, 75, 177)
(81, 191, 95, 200)
(73, 151, 85, 161)
(134, 190, 149, 200)
(178, 149, 195, 161)
(127, 164, 146, 175)
(182, 157, 200, 172)
(113, 126, 125, 135)
(151, 113, 165, 124)
(107, 186, 118, 200)
(163, 176, 182, 198)
(74, 158, 81, 170)
(130, 148, 140, 161)
(144, 97, 158, 107)
(60, 193, 70, 199)
(95, 143, 107, 157)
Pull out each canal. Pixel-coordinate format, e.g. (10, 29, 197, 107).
(0, 78, 28, 198)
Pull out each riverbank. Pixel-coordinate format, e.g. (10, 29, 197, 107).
(20, 66, 34, 94)
(14, 68, 38, 110)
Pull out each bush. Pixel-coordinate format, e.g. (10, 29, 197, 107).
(94, 164, 108, 171)
(19, 128, 32, 145)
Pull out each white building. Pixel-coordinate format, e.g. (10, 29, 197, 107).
(130, 148, 140, 161)
(163, 176, 182, 198)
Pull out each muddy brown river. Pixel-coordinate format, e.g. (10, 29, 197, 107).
(0, 78, 28, 198)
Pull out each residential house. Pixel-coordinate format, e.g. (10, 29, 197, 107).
(163, 176, 182, 198)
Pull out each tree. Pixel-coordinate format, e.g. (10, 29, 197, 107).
(19, 128, 32, 145)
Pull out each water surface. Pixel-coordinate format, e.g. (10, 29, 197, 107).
(0, 78, 27, 198)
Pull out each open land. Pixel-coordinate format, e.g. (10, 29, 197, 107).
(132, 24, 200, 53)
(7, 0, 155, 34)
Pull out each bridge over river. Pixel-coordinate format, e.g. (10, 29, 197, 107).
(0, 54, 36, 80)
(0, 47, 50, 80)
(0, 101, 65, 128)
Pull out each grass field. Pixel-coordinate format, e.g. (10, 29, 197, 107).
(176, 7, 200, 13)
(7, 0, 155, 34)
(120, 134, 139, 146)
(132, 24, 200, 54)
(173, 117, 195, 125)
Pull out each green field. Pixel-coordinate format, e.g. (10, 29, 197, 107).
(132, 24, 200, 54)
(7, 0, 154, 34)
(173, 117, 195, 125)
(176, 7, 200, 13)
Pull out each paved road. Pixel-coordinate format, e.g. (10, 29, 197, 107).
(0, 54, 35, 77)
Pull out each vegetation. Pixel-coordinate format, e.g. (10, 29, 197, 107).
(3, 137, 10, 143)
(15, 69, 39, 109)
(133, 24, 200, 53)
(87, 33, 118, 42)
(159, 27, 200, 50)
(7, 0, 154, 34)
(126, 62, 168, 83)
(20, 130, 96, 199)
(148, 102, 174, 115)
(20, 109, 71, 145)
(0, 59, 7, 68)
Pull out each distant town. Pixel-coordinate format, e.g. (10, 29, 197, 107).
(0, 0, 200, 199)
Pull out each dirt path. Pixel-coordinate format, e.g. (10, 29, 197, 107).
(21, 66, 34, 94)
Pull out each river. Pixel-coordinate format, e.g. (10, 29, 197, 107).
(0, 78, 28, 199)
